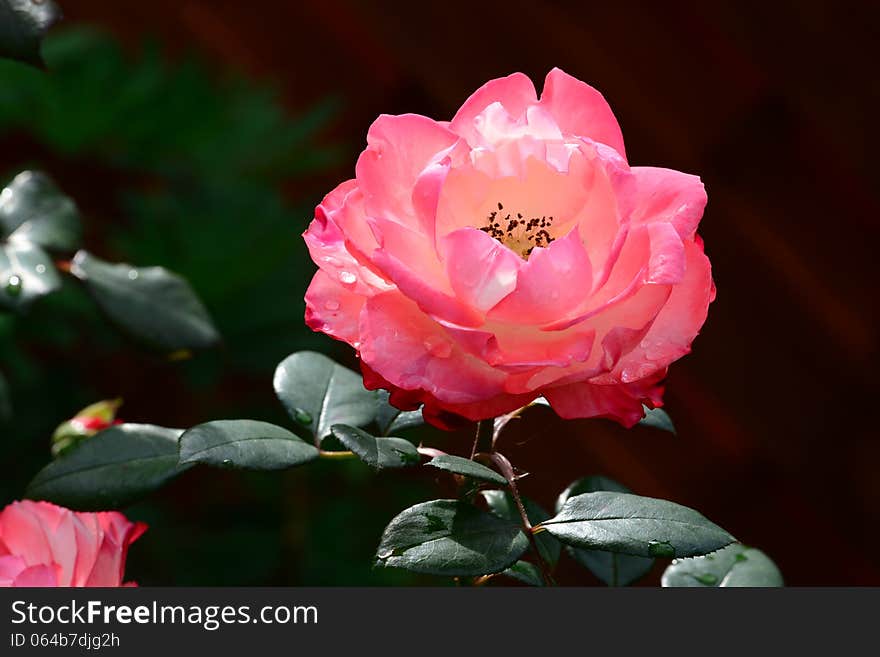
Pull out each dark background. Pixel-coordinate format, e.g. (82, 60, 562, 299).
(1, 0, 877, 585)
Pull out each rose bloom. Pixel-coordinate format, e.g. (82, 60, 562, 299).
(304, 68, 713, 427)
(0, 500, 146, 587)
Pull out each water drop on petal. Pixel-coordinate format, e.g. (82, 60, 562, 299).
(339, 271, 357, 285)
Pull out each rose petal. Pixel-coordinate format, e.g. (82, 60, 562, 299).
(358, 291, 508, 405)
(443, 227, 522, 312)
(305, 269, 366, 346)
(631, 166, 707, 239)
(450, 73, 538, 145)
(539, 68, 626, 158)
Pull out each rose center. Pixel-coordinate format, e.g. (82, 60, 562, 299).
(479, 201, 557, 259)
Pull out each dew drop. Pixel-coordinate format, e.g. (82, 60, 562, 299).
(5, 274, 22, 297)
(338, 271, 357, 285)
(376, 548, 393, 560)
(324, 300, 340, 311)
(35, 264, 46, 274)
(221, 459, 232, 467)
(293, 408, 313, 425)
(647, 540, 676, 558)
(127, 269, 139, 280)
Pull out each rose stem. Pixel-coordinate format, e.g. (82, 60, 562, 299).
(489, 451, 555, 586)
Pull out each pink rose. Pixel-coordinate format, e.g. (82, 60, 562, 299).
(0, 500, 146, 587)
(304, 68, 714, 428)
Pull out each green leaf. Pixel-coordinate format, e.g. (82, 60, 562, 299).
(539, 491, 735, 559)
(0, 239, 61, 311)
(638, 405, 676, 434)
(179, 419, 319, 470)
(330, 424, 419, 470)
(375, 499, 530, 577)
(0, 370, 10, 421)
(0, 171, 82, 251)
(426, 454, 507, 486)
(273, 351, 376, 443)
(374, 390, 423, 436)
(25, 423, 188, 510)
(501, 560, 544, 587)
(662, 543, 783, 587)
(0, 0, 60, 67)
(555, 475, 654, 586)
(70, 250, 220, 351)
(481, 489, 560, 566)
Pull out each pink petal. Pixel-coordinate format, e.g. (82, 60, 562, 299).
(539, 68, 627, 158)
(443, 228, 522, 312)
(305, 269, 366, 346)
(303, 182, 390, 297)
(490, 228, 593, 325)
(630, 166, 707, 239)
(614, 238, 715, 383)
(544, 369, 667, 427)
(12, 564, 59, 587)
(369, 216, 483, 326)
(358, 291, 508, 405)
(355, 113, 459, 227)
(450, 73, 538, 145)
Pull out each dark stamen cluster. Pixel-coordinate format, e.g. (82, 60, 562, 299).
(479, 202, 556, 258)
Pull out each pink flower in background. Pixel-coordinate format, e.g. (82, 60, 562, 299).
(0, 500, 146, 587)
(304, 68, 714, 428)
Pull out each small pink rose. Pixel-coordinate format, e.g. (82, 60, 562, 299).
(304, 68, 714, 427)
(0, 500, 146, 587)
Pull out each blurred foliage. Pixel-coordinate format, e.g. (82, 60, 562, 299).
(0, 28, 441, 585)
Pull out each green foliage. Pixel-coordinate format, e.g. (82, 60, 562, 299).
(0, 369, 9, 421)
(501, 560, 544, 586)
(661, 543, 783, 587)
(70, 250, 220, 352)
(26, 423, 188, 510)
(556, 476, 655, 586)
(375, 499, 529, 577)
(179, 419, 319, 470)
(0, 238, 59, 310)
(374, 390, 424, 436)
(0, 0, 59, 67)
(638, 405, 676, 433)
(330, 424, 419, 470)
(426, 454, 507, 486)
(481, 489, 561, 566)
(274, 351, 378, 443)
(0, 170, 81, 251)
(539, 490, 735, 559)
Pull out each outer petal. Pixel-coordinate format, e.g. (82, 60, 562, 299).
(614, 238, 715, 383)
(355, 114, 459, 228)
(303, 181, 390, 297)
(84, 513, 146, 587)
(450, 73, 538, 145)
(544, 369, 667, 427)
(539, 68, 627, 158)
(12, 564, 59, 587)
(443, 228, 521, 312)
(630, 166, 707, 239)
(0, 501, 55, 567)
(305, 269, 366, 346)
(358, 291, 508, 405)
